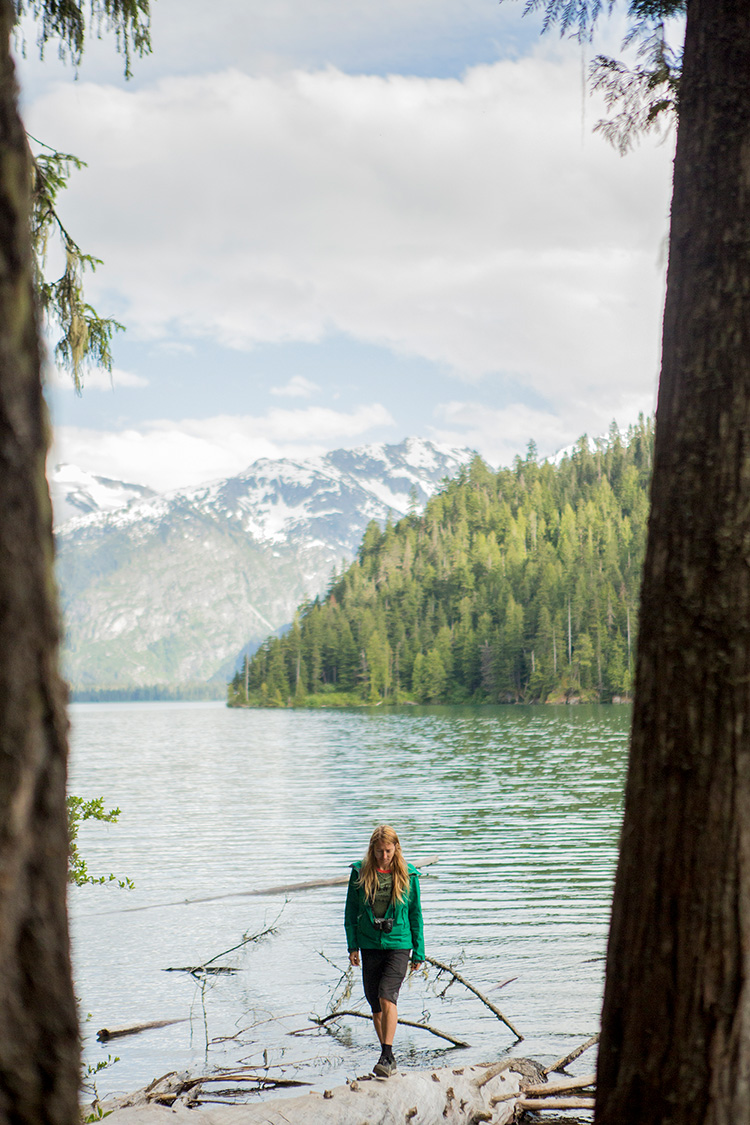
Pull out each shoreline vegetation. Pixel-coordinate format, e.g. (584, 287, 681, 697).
(228, 691, 633, 709)
(229, 420, 651, 710)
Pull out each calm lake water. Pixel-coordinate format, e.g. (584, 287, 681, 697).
(67, 701, 630, 1101)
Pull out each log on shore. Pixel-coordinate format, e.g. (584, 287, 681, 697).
(98, 1058, 543, 1125)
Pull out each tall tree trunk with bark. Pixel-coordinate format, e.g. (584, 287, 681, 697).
(0, 2, 79, 1122)
(596, 2, 750, 1123)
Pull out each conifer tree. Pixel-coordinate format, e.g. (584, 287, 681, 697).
(513, 2, 750, 1121)
(0, 5, 150, 1122)
(230, 420, 654, 709)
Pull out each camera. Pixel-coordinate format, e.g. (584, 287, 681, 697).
(373, 917, 394, 933)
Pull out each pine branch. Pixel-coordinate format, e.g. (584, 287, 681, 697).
(13, 0, 151, 78)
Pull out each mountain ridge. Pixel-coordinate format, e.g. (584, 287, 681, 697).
(54, 438, 474, 691)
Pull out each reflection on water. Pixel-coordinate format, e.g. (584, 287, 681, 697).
(68, 702, 629, 1098)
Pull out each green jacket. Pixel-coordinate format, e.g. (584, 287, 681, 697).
(344, 861, 425, 962)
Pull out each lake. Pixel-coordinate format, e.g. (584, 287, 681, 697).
(67, 701, 630, 1101)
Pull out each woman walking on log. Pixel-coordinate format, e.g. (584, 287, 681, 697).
(345, 824, 425, 1077)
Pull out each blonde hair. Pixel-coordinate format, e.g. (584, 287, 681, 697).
(358, 824, 409, 904)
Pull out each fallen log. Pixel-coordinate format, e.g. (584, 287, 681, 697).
(98, 1058, 537, 1124)
(97, 1019, 188, 1043)
(103, 856, 440, 915)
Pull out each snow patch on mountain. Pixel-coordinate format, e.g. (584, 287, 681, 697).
(50, 464, 157, 525)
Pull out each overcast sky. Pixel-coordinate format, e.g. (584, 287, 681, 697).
(19, 0, 678, 493)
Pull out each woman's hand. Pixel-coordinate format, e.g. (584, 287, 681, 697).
(410, 960, 423, 972)
(349, 950, 360, 967)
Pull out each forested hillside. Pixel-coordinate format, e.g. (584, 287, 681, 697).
(229, 418, 653, 706)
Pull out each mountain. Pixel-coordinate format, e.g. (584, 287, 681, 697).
(54, 438, 473, 692)
(49, 464, 158, 525)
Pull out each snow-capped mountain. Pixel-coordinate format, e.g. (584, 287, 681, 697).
(50, 464, 157, 524)
(54, 438, 474, 692)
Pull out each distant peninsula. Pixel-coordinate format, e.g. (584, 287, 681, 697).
(229, 418, 652, 708)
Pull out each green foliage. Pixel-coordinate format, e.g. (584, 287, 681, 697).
(67, 795, 134, 888)
(516, 0, 685, 152)
(30, 139, 124, 393)
(230, 417, 654, 708)
(81, 1054, 119, 1120)
(16, 3, 153, 389)
(591, 14, 682, 153)
(520, 0, 684, 41)
(14, 0, 152, 78)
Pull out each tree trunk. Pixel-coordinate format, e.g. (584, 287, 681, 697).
(597, 2, 750, 1123)
(0, 3, 79, 1123)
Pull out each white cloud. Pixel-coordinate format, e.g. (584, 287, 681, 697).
(51, 402, 396, 491)
(430, 389, 658, 467)
(15, 0, 553, 93)
(25, 48, 673, 417)
(46, 365, 149, 392)
(270, 375, 320, 398)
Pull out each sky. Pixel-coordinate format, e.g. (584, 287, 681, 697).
(18, 0, 679, 493)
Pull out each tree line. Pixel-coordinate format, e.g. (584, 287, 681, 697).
(229, 417, 653, 707)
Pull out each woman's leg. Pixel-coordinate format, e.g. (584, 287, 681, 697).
(378, 998, 398, 1048)
(362, 951, 385, 1046)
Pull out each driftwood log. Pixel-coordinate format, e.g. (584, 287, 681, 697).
(98, 1058, 543, 1125)
(110, 856, 440, 915)
(97, 1019, 188, 1043)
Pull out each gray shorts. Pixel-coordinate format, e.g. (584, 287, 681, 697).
(361, 949, 410, 1012)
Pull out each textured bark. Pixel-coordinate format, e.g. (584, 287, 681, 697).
(0, 2, 80, 1123)
(596, 2, 750, 1124)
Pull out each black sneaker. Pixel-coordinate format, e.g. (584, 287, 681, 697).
(373, 1056, 396, 1078)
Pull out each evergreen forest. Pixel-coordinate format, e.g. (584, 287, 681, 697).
(228, 418, 653, 707)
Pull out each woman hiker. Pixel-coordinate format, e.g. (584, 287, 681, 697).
(344, 824, 425, 1077)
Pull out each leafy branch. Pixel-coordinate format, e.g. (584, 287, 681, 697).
(67, 795, 134, 888)
(29, 137, 124, 393)
(16, 4, 153, 390)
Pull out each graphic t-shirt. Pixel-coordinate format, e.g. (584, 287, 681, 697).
(372, 871, 393, 918)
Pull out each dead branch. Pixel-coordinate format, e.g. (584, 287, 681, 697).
(490, 1072, 596, 1105)
(309, 1008, 470, 1048)
(163, 966, 237, 975)
(490, 977, 518, 991)
(543, 1032, 600, 1075)
(425, 956, 523, 1041)
(198, 1075, 310, 1090)
(475, 1058, 545, 1090)
(516, 1095, 596, 1110)
(163, 916, 281, 976)
(522, 1073, 596, 1097)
